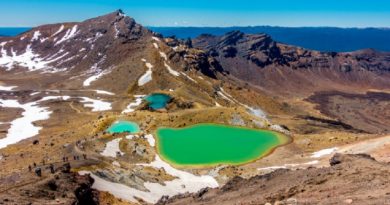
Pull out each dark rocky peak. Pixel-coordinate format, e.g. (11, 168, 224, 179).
(218, 31, 244, 47)
(77, 10, 149, 42)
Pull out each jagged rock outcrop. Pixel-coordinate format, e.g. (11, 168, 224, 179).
(193, 31, 390, 96)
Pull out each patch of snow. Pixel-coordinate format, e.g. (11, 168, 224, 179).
(153, 42, 159, 49)
(122, 95, 145, 114)
(0, 97, 62, 149)
(0, 44, 64, 71)
(164, 62, 180, 76)
(95, 90, 114, 95)
(31, 31, 41, 42)
(101, 138, 124, 158)
(79, 97, 111, 112)
(257, 160, 319, 171)
(126, 135, 136, 140)
(217, 89, 235, 103)
(51, 25, 64, 37)
(144, 134, 155, 147)
(257, 165, 287, 171)
(38, 96, 70, 102)
(152, 37, 161, 42)
(242, 104, 268, 120)
(159, 51, 168, 60)
(30, 92, 40, 96)
(80, 154, 218, 203)
(180, 72, 197, 83)
(138, 61, 153, 86)
(311, 147, 338, 158)
(55, 25, 78, 45)
(0, 85, 17, 91)
(138, 155, 219, 203)
(112, 161, 121, 167)
(85, 32, 104, 44)
(40, 37, 48, 43)
(114, 23, 120, 38)
(83, 69, 111, 87)
(304, 160, 319, 165)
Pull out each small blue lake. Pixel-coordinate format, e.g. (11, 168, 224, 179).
(107, 121, 140, 134)
(145, 93, 171, 110)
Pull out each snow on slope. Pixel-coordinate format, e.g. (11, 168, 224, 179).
(0, 43, 65, 71)
(51, 25, 64, 37)
(55, 25, 78, 45)
(95, 90, 114, 95)
(31, 31, 41, 42)
(164, 61, 180, 77)
(138, 59, 153, 86)
(83, 69, 111, 86)
(101, 138, 124, 158)
(311, 147, 338, 158)
(0, 85, 17, 91)
(0, 96, 70, 149)
(122, 95, 145, 114)
(79, 97, 111, 111)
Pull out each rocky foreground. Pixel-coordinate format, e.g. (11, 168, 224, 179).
(158, 154, 390, 205)
(0, 163, 99, 205)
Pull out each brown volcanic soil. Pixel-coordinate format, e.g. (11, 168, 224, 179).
(159, 154, 390, 205)
(307, 91, 390, 134)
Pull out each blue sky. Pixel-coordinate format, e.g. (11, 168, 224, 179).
(0, 0, 389, 27)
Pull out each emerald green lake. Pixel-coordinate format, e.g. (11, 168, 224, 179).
(107, 121, 140, 134)
(145, 93, 171, 110)
(156, 124, 288, 167)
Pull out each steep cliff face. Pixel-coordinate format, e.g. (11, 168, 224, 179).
(193, 31, 390, 97)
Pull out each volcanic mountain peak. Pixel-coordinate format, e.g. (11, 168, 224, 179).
(0, 10, 153, 75)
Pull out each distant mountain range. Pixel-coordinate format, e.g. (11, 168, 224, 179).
(1, 26, 390, 52)
(151, 26, 390, 52)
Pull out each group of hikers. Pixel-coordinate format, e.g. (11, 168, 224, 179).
(28, 163, 55, 177)
(28, 154, 87, 177)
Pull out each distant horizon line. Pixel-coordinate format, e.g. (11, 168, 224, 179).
(0, 25, 389, 30)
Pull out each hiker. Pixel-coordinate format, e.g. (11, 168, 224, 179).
(28, 165, 32, 172)
(33, 162, 36, 167)
(49, 164, 55, 174)
(63, 163, 71, 173)
(35, 168, 42, 177)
